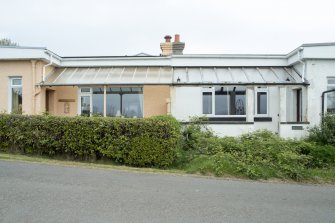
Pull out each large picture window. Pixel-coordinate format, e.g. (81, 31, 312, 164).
(9, 77, 22, 114)
(79, 87, 143, 118)
(327, 78, 335, 113)
(202, 86, 246, 116)
(107, 87, 143, 118)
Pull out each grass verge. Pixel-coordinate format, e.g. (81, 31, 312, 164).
(1, 152, 334, 185)
(0, 152, 184, 176)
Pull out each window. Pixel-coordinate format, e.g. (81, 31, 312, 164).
(327, 78, 335, 113)
(202, 92, 212, 114)
(256, 87, 268, 115)
(81, 96, 91, 116)
(79, 87, 143, 117)
(202, 86, 246, 116)
(92, 87, 104, 116)
(107, 87, 143, 118)
(9, 77, 22, 113)
(296, 89, 302, 122)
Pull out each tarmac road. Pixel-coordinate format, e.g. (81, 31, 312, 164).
(0, 160, 334, 223)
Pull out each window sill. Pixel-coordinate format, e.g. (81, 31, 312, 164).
(280, 122, 310, 124)
(207, 117, 246, 122)
(254, 117, 272, 122)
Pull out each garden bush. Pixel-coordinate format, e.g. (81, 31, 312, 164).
(308, 113, 335, 146)
(0, 114, 181, 167)
(180, 118, 334, 181)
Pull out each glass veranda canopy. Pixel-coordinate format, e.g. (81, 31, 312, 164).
(41, 66, 303, 86)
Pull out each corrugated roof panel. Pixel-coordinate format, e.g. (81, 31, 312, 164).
(54, 68, 77, 84)
(93, 68, 111, 84)
(202, 68, 217, 83)
(146, 67, 160, 83)
(44, 68, 65, 84)
(188, 68, 203, 83)
(69, 67, 88, 83)
(274, 68, 299, 83)
(107, 67, 124, 83)
(42, 66, 303, 86)
(258, 68, 278, 83)
(121, 67, 136, 82)
(173, 68, 188, 83)
(216, 68, 234, 83)
(83, 68, 100, 83)
(230, 68, 249, 82)
(160, 67, 173, 83)
(133, 67, 148, 82)
(244, 68, 264, 83)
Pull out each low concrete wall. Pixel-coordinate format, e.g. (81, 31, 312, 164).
(279, 123, 310, 139)
(207, 124, 255, 137)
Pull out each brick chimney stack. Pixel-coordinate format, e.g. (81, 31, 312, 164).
(172, 34, 185, 55)
(160, 35, 173, 56)
(160, 34, 185, 56)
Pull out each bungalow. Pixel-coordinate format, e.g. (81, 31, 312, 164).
(1, 35, 335, 138)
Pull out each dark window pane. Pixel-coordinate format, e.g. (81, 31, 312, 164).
(122, 94, 143, 118)
(229, 87, 246, 115)
(81, 88, 90, 93)
(81, 96, 90, 116)
(215, 87, 228, 115)
(328, 79, 335, 85)
(257, 92, 267, 114)
(11, 87, 22, 113)
(92, 87, 104, 116)
(107, 87, 143, 118)
(202, 92, 212, 114)
(107, 94, 121, 117)
(327, 87, 335, 113)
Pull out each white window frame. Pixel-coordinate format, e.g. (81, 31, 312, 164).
(8, 77, 22, 113)
(78, 87, 92, 116)
(201, 87, 214, 115)
(78, 86, 144, 117)
(201, 86, 246, 117)
(254, 86, 269, 117)
(326, 77, 335, 113)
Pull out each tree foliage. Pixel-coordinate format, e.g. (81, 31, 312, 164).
(0, 38, 18, 46)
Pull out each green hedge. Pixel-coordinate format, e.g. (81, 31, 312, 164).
(0, 114, 181, 167)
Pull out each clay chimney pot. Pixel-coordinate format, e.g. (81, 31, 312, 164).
(164, 35, 172, 43)
(174, 34, 180, 43)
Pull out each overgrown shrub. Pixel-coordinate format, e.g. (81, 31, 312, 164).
(0, 114, 181, 167)
(308, 113, 335, 145)
(180, 118, 334, 180)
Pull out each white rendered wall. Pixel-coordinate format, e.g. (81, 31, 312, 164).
(170, 86, 202, 121)
(305, 59, 335, 126)
(207, 124, 254, 137)
(279, 124, 309, 139)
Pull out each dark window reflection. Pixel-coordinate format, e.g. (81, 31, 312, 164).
(215, 87, 228, 115)
(11, 87, 22, 114)
(202, 92, 212, 114)
(106, 87, 143, 118)
(81, 96, 90, 116)
(327, 87, 335, 113)
(92, 87, 104, 116)
(257, 92, 267, 114)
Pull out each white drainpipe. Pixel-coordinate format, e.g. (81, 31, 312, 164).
(297, 47, 305, 82)
(42, 52, 53, 82)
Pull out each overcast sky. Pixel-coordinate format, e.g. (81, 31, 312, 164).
(1, 0, 335, 56)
